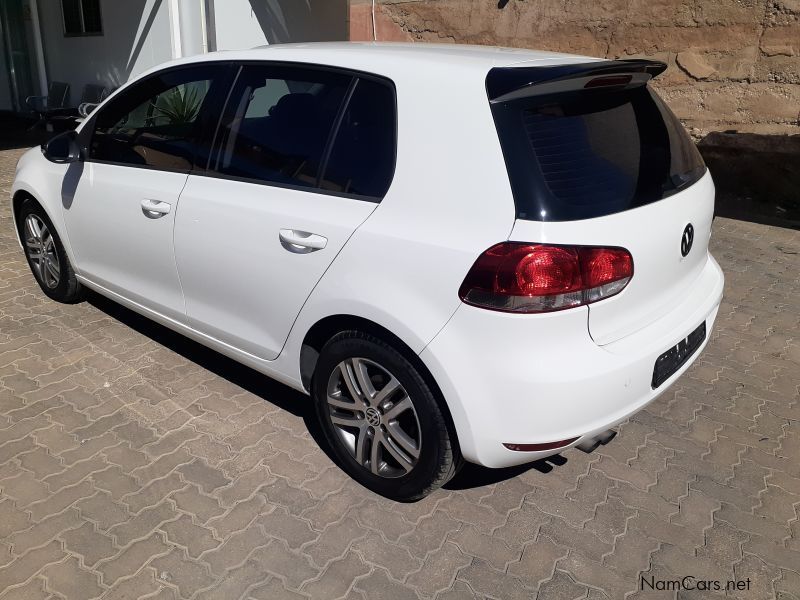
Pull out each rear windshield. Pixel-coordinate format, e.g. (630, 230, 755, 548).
(489, 84, 706, 221)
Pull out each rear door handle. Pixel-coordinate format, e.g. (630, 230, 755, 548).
(279, 229, 327, 253)
(141, 199, 171, 218)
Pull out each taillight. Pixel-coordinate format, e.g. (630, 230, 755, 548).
(459, 243, 633, 313)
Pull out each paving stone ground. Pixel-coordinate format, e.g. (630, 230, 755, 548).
(1, 145, 799, 599)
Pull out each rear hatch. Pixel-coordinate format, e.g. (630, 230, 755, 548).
(488, 60, 713, 344)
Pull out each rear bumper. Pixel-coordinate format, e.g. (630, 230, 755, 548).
(420, 253, 724, 468)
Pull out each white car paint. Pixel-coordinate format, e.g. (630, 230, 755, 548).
(11, 42, 724, 470)
(174, 175, 377, 361)
(64, 162, 188, 323)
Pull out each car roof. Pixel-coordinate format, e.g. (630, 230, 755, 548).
(166, 42, 599, 76)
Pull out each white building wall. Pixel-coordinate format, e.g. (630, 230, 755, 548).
(37, 0, 173, 104)
(31, 0, 347, 109)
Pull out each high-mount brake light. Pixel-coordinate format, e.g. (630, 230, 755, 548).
(459, 243, 633, 313)
(584, 74, 633, 88)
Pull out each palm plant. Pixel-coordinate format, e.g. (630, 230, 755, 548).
(152, 85, 203, 125)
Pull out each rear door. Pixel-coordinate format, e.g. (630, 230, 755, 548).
(174, 63, 396, 360)
(489, 62, 713, 344)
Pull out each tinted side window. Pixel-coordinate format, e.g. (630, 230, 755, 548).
(319, 78, 396, 199)
(210, 65, 351, 189)
(90, 65, 227, 170)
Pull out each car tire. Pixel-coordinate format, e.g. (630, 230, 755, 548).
(312, 331, 460, 501)
(17, 198, 83, 304)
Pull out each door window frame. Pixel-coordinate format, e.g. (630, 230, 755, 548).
(80, 62, 238, 175)
(80, 59, 399, 203)
(196, 60, 398, 204)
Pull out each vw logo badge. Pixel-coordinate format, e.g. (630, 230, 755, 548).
(365, 407, 381, 427)
(681, 223, 694, 257)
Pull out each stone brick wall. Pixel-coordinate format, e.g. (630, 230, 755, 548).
(351, 0, 800, 136)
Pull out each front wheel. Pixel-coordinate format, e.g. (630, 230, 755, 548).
(312, 331, 460, 501)
(18, 199, 83, 303)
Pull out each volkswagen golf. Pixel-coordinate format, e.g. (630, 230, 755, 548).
(11, 43, 724, 500)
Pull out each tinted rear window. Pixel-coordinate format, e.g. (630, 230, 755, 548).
(490, 84, 706, 221)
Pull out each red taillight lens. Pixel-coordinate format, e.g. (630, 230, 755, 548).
(459, 243, 633, 313)
(508, 245, 581, 296)
(581, 247, 633, 288)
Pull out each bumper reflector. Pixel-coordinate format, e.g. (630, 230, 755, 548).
(503, 437, 580, 452)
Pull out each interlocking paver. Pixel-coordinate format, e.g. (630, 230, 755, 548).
(100, 566, 163, 600)
(96, 533, 171, 586)
(0, 540, 65, 591)
(352, 530, 420, 581)
(0, 499, 32, 538)
(0, 576, 50, 600)
(201, 523, 269, 576)
(6, 508, 82, 555)
(248, 578, 311, 600)
(207, 494, 266, 539)
(1, 144, 800, 597)
(60, 521, 117, 567)
(151, 548, 216, 598)
(160, 515, 221, 558)
(301, 551, 370, 599)
(1, 469, 51, 506)
(404, 541, 470, 598)
(249, 540, 318, 590)
(258, 506, 317, 549)
(109, 501, 179, 546)
(176, 459, 230, 493)
(508, 538, 567, 588)
(41, 556, 104, 599)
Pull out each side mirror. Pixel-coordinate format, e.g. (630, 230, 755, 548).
(42, 130, 82, 164)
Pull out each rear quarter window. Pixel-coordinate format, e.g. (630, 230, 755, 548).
(319, 77, 397, 199)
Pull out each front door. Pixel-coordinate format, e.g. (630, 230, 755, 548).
(174, 64, 397, 360)
(64, 63, 231, 322)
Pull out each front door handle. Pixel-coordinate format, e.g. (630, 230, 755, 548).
(279, 229, 327, 253)
(141, 199, 171, 218)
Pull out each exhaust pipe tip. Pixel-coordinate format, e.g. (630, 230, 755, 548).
(576, 428, 617, 454)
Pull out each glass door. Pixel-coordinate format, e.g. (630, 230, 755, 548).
(1, 0, 37, 112)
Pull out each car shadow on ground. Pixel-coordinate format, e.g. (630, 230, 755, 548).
(86, 290, 561, 494)
(444, 453, 567, 491)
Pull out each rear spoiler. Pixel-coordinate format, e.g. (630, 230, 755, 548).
(486, 59, 668, 103)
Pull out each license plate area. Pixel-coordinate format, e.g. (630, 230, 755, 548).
(652, 321, 706, 389)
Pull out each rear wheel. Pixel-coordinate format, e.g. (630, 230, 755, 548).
(312, 331, 460, 501)
(18, 199, 83, 303)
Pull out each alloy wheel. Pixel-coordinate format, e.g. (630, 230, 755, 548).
(326, 357, 422, 478)
(24, 214, 61, 289)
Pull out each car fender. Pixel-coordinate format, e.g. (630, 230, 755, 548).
(11, 148, 80, 269)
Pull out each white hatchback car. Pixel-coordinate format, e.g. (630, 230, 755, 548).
(12, 43, 724, 500)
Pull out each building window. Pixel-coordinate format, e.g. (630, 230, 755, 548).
(62, 0, 102, 36)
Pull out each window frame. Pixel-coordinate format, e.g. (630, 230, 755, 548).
(197, 60, 398, 204)
(61, 0, 103, 37)
(81, 62, 237, 174)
